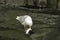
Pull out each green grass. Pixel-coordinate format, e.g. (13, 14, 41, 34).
(0, 9, 60, 40)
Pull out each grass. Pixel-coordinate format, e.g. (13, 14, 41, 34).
(0, 9, 60, 40)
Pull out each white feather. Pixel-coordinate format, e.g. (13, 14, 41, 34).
(26, 28, 32, 34)
(16, 15, 33, 27)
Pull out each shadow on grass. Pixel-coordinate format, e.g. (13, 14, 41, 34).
(0, 26, 18, 31)
(0, 36, 18, 40)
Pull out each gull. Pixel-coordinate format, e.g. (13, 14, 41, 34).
(16, 15, 33, 35)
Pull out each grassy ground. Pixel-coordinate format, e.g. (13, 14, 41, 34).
(0, 9, 60, 40)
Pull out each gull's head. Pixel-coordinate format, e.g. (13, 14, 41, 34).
(16, 16, 20, 20)
(25, 28, 33, 35)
